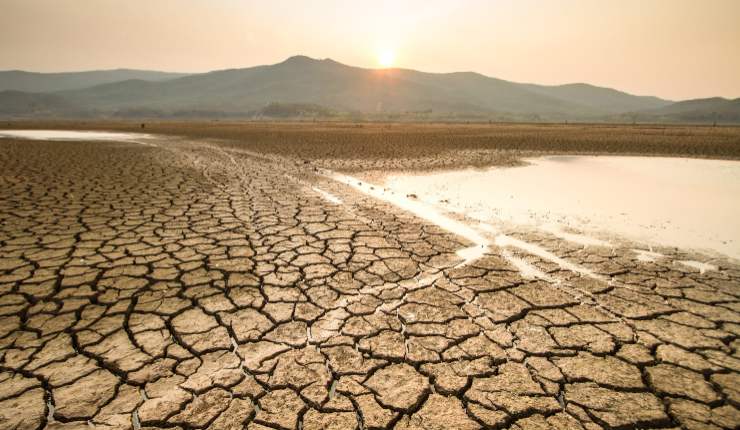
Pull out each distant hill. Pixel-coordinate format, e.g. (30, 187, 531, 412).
(0, 91, 82, 117)
(0, 69, 188, 93)
(0, 56, 736, 123)
(644, 97, 740, 122)
(50, 56, 671, 118)
(523, 82, 670, 114)
(48, 57, 569, 116)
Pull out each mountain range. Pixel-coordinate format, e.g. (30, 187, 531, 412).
(1, 55, 738, 123)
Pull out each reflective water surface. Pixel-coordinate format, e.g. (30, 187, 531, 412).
(0, 129, 151, 141)
(386, 156, 740, 260)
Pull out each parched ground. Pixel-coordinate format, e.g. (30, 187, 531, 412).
(5, 121, 740, 172)
(0, 133, 739, 430)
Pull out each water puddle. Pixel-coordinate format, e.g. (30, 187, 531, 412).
(0, 129, 153, 143)
(328, 171, 490, 248)
(386, 156, 740, 261)
(324, 171, 492, 268)
(325, 168, 639, 279)
(541, 223, 612, 247)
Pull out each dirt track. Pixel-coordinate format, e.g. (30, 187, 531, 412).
(0, 133, 739, 429)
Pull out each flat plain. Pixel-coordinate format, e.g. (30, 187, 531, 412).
(1, 122, 739, 430)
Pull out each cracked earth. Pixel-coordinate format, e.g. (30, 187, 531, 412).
(0, 135, 738, 430)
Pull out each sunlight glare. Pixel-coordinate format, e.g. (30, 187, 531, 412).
(377, 49, 396, 68)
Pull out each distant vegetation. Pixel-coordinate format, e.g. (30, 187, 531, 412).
(259, 103, 336, 118)
(1, 56, 738, 123)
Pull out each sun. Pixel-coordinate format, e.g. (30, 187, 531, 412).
(377, 49, 396, 68)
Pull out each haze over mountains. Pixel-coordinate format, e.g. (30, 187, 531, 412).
(1, 55, 738, 123)
(0, 69, 189, 93)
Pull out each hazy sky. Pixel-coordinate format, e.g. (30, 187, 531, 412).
(1, 0, 739, 100)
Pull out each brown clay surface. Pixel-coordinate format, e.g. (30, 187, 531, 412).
(0, 127, 739, 429)
(4, 121, 740, 172)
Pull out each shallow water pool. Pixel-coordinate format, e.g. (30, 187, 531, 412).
(0, 129, 151, 141)
(385, 156, 740, 260)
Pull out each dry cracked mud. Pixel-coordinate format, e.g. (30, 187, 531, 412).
(0, 134, 739, 430)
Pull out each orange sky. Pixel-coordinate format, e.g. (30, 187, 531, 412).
(1, 0, 739, 100)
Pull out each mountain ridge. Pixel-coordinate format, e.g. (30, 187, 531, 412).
(0, 55, 735, 123)
(0, 69, 190, 93)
